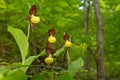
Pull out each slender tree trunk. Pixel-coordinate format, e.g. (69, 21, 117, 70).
(84, 0, 89, 35)
(84, 0, 90, 71)
(94, 0, 105, 80)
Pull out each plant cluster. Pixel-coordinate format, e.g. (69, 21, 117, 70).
(0, 5, 83, 80)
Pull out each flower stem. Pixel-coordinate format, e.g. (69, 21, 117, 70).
(67, 50, 70, 65)
(51, 66, 54, 80)
(27, 23, 30, 40)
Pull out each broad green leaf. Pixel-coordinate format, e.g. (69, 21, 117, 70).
(58, 72, 74, 80)
(32, 72, 46, 80)
(8, 26, 29, 62)
(23, 0, 40, 5)
(68, 57, 84, 76)
(0, 73, 4, 80)
(56, 17, 70, 27)
(0, 0, 6, 9)
(0, 66, 10, 74)
(11, 62, 22, 68)
(57, 1, 69, 7)
(0, 62, 9, 65)
(20, 56, 37, 72)
(70, 43, 82, 60)
(57, 20, 65, 27)
(54, 6, 63, 12)
(53, 47, 65, 57)
(45, 7, 51, 12)
(115, 5, 120, 11)
(71, 13, 79, 17)
(20, 50, 45, 72)
(3, 69, 28, 80)
(37, 50, 46, 57)
(65, 13, 79, 17)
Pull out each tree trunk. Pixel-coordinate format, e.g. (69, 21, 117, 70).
(84, 0, 90, 35)
(84, 0, 90, 71)
(94, 0, 105, 80)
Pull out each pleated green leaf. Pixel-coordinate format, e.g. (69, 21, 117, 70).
(8, 26, 29, 62)
(68, 57, 84, 76)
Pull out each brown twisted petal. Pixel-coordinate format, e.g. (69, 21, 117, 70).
(29, 16, 35, 29)
(45, 43, 53, 54)
(30, 21, 35, 29)
(50, 62, 54, 66)
(63, 33, 69, 41)
(48, 28, 55, 36)
(29, 5, 37, 15)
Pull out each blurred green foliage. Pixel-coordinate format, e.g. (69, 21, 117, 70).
(0, 0, 120, 80)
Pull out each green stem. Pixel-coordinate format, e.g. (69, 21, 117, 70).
(27, 23, 30, 40)
(67, 50, 70, 66)
(51, 66, 54, 80)
(22, 59, 25, 65)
